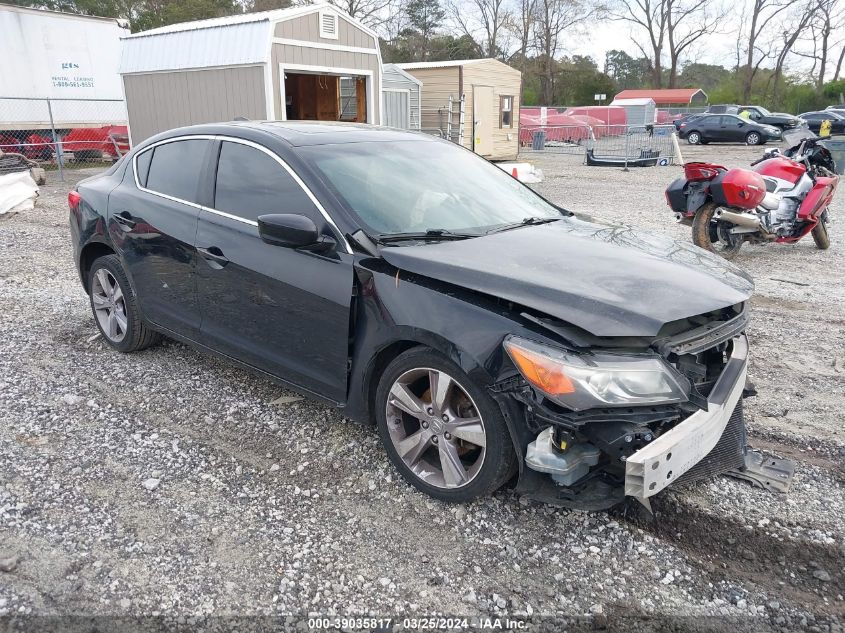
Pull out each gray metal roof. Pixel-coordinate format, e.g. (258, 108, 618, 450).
(119, 3, 377, 75)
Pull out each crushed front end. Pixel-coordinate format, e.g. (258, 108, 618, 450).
(492, 304, 751, 510)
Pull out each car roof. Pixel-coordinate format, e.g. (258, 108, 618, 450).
(148, 121, 437, 148)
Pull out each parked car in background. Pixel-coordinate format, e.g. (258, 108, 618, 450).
(69, 121, 755, 511)
(826, 104, 845, 110)
(673, 113, 704, 130)
(705, 104, 740, 114)
(63, 126, 130, 161)
(678, 114, 781, 145)
(798, 111, 845, 135)
(739, 106, 803, 130)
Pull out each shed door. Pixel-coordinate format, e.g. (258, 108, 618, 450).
(382, 89, 410, 129)
(473, 85, 494, 156)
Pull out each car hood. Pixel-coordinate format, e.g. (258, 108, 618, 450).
(379, 219, 754, 337)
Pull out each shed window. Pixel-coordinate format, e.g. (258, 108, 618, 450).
(500, 96, 513, 128)
(319, 10, 339, 39)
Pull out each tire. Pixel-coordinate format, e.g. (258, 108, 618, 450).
(812, 217, 830, 250)
(687, 131, 701, 145)
(745, 132, 761, 145)
(375, 347, 516, 503)
(87, 254, 161, 352)
(692, 202, 744, 259)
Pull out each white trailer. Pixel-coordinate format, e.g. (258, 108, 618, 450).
(0, 4, 129, 130)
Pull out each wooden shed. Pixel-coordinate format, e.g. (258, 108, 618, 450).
(382, 64, 422, 130)
(119, 3, 383, 143)
(397, 59, 521, 161)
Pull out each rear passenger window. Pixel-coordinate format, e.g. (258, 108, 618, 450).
(144, 139, 209, 204)
(135, 148, 153, 187)
(214, 141, 318, 222)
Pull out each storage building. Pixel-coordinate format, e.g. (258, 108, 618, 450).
(381, 64, 422, 130)
(608, 97, 657, 126)
(397, 59, 521, 161)
(119, 3, 383, 143)
(614, 88, 708, 107)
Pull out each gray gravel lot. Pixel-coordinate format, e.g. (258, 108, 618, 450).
(1, 143, 844, 632)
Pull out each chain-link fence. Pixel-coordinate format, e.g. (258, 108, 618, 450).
(0, 97, 129, 181)
(420, 94, 465, 145)
(520, 123, 678, 167)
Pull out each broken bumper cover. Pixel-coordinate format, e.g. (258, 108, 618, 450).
(625, 334, 748, 501)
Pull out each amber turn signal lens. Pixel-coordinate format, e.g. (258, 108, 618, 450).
(504, 342, 576, 396)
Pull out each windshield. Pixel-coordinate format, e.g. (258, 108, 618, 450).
(782, 128, 815, 147)
(301, 139, 561, 236)
(754, 106, 771, 115)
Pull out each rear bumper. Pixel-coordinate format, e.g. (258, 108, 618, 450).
(624, 334, 748, 500)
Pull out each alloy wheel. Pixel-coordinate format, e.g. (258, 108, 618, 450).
(385, 367, 486, 489)
(746, 133, 760, 145)
(91, 268, 128, 343)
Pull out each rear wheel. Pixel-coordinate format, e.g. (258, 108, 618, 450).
(745, 132, 761, 145)
(812, 216, 830, 250)
(376, 348, 516, 503)
(692, 202, 745, 259)
(88, 254, 161, 352)
(687, 131, 701, 145)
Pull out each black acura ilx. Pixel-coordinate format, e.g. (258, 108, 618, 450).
(69, 122, 753, 510)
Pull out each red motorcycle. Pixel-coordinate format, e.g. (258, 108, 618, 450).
(665, 130, 838, 258)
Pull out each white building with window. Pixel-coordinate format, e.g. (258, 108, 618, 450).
(397, 59, 522, 161)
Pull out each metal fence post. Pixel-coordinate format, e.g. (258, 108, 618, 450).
(46, 98, 65, 182)
(622, 129, 630, 172)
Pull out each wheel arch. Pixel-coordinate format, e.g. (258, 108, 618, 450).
(79, 240, 116, 291)
(355, 328, 496, 426)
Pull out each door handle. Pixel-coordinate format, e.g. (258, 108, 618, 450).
(197, 246, 230, 269)
(113, 211, 136, 229)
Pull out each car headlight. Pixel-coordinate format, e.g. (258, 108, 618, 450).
(503, 336, 690, 411)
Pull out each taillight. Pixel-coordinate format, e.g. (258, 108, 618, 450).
(680, 123, 686, 128)
(68, 190, 81, 210)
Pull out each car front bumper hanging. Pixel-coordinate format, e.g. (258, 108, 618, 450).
(624, 334, 748, 503)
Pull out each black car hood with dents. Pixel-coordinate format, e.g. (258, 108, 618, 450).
(379, 219, 754, 337)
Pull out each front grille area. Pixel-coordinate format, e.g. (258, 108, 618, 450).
(676, 400, 746, 485)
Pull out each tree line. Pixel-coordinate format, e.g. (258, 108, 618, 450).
(11, 0, 845, 112)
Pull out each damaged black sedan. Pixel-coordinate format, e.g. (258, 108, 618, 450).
(69, 122, 754, 510)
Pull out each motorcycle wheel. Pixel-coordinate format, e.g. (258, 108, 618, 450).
(692, 202, 745, 259)
(812, 217, 830, 250)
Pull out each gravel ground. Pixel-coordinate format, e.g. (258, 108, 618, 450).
(0, 144, 843, 632)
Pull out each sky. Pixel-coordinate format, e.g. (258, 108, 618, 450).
(576, 19, 740, 72)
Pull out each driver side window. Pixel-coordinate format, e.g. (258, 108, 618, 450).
(214, 141, 321, 225)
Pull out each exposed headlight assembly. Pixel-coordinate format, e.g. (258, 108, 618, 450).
(503, 336, 690, 411)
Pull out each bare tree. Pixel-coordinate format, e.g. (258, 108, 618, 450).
(447, 0, 512, 57)
(534, 0, 598, 103)
(739, 0, 792, 102)
(665, 0, 726, 87)
(769, 0, 817, 98)
(327, 0, 394, 27)
(801, 0, 845, 89)
(513, 0, 538, 60)
(609, 0, 669, 87)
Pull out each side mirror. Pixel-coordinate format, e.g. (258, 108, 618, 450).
(257, 214, 334, 252)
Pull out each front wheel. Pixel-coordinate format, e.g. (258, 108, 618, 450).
(692, 202, 745, 259)
(812, 217, 830, 250)
(375, 348, 516, 503)
(745, 132, 761, 145)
